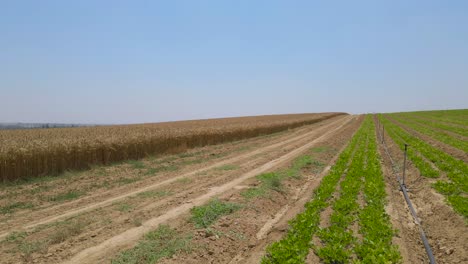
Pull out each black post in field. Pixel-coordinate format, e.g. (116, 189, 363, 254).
(402, 144, 409, 186)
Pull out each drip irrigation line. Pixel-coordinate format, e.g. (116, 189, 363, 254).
(376, 116, 436, 264)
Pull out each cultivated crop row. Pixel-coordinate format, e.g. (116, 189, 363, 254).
(0, 113, 344, 181)
(262, 116, 401, 263)
(388, 114, 468, 153)
(397, 113, 468, 138)
(410, 109, 468, 127)
(379, 115, 468, 218)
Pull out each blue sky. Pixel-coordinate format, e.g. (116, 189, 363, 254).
(1, 1, 467, 124)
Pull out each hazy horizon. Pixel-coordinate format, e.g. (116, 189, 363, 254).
(2, 1, 467, 124)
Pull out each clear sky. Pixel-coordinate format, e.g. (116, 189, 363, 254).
(1, 1, 467, 124)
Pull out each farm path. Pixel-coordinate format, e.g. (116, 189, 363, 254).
(1, 115, 357, 264)
(0, 115, 348, 239)
(63, 115, 355, 264)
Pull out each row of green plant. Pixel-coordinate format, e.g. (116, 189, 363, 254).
(315, 122, 368, 263)
(261, 118, 365, 263)
(389, 114, 468, 153)
(354, 118, 401, 263)
(410, 109, 468, 126)
(316, 116, 400, 263)
(400, 113, 468, 138)
(379, 117, 440, 178)
(379, 115, 468, 218)
(262, 116, 401, 263)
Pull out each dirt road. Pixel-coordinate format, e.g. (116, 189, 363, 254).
(1, 115, 361, 263)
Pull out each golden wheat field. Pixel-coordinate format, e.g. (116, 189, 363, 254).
(0, 113, 344, 181)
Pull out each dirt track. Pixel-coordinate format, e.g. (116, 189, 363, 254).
(1, 114, 360, 263)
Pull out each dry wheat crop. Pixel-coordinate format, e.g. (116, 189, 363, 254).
(0, 113, 345, 181)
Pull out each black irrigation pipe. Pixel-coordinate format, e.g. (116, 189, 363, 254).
(375, 116, 437, 264)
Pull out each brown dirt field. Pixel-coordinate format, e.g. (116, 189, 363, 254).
(377, 119, 468, 264)
(0, 115, 357, 264)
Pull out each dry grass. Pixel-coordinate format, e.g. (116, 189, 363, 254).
(0, 113, 345, 181)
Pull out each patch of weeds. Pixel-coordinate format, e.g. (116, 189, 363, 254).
(311, 159, 325, 167)
(204, 227, 224, 238)
(191, 199, 242, 228)
(242, 155, 316, 200)
(183, 159, 204, 165)
(128, 160, 146, 169)
(235, 145, 252, 152)
(137, 190, 171, 198)
(144, 165, 179, 176)
(258, 172, 283, 192)
(228, 230, 246, 240)
(94, 167, 108, 176)
(292, 155, 314, 170)
(241, 172, 283, 200)
(144, 168, 159, 176)
(47, 190, 84, 202)
(117, 176, 142, 185)
(102, 218, 113, 225)
(132, 218, 143, 227)
(5, 231, 27, 243)
(100, 180, 111, 189)
(30, 185, 52, 194)
(0, 202, 34, 214)
(176, 177, 192, 184)
(241, 187, 267, 199)
(19, 241, 47, 261)
(114, 203, 133, 213)
(3, 175, 56, 188)
(178, 151, 199, 158)
(162, 165, 179, 171)
(284, 155, 322, 179)
(311, 146, 330, 153)
(48, 220, 87, 244)
(216, 164, 240, 171)
(61, 170, 83, 180)
(112, 225, 192, 264)
(158, 156, 178, 163)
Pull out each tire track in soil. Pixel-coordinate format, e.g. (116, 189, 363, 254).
(0, 116, 350, 241)
(63, 116, 354, 264)
(229, 116, 363, 264)
(0, 116, 333, 228)
(37, 128, 335, 264)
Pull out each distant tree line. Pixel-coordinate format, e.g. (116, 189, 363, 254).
(0, 123, 94, 130)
